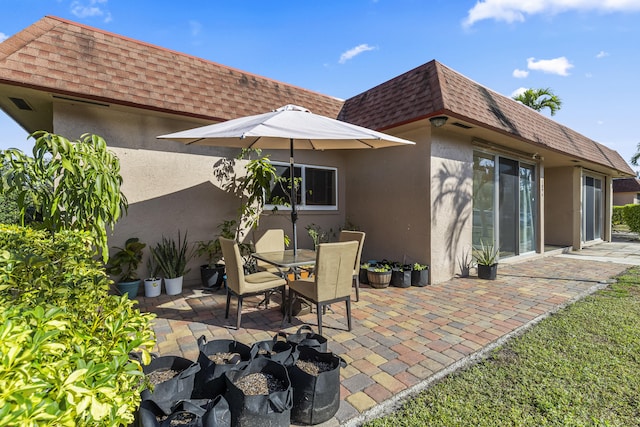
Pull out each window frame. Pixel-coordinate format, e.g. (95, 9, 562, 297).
(264, 161, 338, 211)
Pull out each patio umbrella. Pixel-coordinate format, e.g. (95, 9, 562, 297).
(157, 104, 415, 253)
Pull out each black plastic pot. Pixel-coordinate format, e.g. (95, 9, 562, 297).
(390, 269, 411, 288)
(200, 264, 225, 289)
(411, 268, 429, 287)
(478, 263, 498, 280)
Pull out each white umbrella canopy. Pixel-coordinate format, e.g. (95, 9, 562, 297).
(157, 105, 415, 252)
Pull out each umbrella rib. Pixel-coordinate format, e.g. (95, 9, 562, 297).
(186, 138, 205, 145)
(357, 139, 377, 149)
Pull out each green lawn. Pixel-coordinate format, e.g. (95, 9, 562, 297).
(366, 267, 640, 427)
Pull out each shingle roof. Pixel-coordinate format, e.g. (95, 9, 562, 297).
(339, 60, 634, 176)
(0, 16, 343, 121)
(613, 178, 640, 192)
(0, 17, 633, 176)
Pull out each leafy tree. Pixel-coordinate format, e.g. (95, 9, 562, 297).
(513, 87, 562, 116)
(0, 131, 127, 262)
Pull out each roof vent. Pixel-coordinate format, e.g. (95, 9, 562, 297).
(452, 122, 472, 129)
(9, 97, 33, 111)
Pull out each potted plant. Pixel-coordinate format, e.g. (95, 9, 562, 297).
(195, 238, 225, 289)
(367, 263, 392, 289)
(359, 263, 370, 285)
(411, 263, 429, 287)
(143, 256, 162, 297)
(473, 241, 499, 280)
(150, 231, 194, 295)
(105, 237, 146, 299)
(390, 263, 412, 288)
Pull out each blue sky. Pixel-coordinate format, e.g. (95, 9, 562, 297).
(1, 0, 639, 170)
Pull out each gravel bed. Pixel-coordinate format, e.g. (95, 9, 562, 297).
(208, 352, 241, 364)
(147, 368, 178, 385)
(295, 359, 333, 376)
(234, 372, 287, 395)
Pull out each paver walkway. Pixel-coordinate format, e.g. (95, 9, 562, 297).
(135, 241, 637, 426)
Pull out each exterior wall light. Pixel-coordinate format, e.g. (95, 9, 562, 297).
(429, 116, 448, 127)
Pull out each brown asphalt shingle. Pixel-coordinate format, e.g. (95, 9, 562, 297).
(340, 60, 634, 175)
(0, 16, 344, 122)
(0, 17, 633, 175)
(613, 177, 640, 192)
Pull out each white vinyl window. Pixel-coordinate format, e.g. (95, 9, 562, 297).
(265, 162, 338, 210)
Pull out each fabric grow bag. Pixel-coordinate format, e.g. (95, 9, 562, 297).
(287, 346, 344, 425)
(390, 269, 411, 288)
(285, 325, 327, 352)
(194, 336, 252, 399)
(137, 397, 231, 427)
(224, 358, 293, 427)
(250, 332, 295, 366)
(411, 268, 429, 287)
(141, 356, 201, 415)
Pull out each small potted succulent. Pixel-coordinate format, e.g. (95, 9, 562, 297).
(150, 231, 194, 295)
(473, 241, 499, 280)
(143, 256, 162, 297)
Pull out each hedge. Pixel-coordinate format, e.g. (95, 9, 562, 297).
(0, 224, 156, 426)
(622, 204, 640, 234)
(612, 206, 625, 226)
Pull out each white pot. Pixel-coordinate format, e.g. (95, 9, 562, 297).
(164, 276, 183, 296)
(144, 278, 162, 297)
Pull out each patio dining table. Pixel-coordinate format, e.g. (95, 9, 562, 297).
(251, 248, 316, 278)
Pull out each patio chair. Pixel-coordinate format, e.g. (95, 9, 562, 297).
(338, 230, 366, 302)
(220, 237, 287, 330)
(282, 240, 358, 335)
(254, 229, 286, 276)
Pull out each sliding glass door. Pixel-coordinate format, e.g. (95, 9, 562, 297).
(473, 152, 537, 258)
(582, 175, 603, 242)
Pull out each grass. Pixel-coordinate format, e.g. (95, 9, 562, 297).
(366, 267, 640, 427)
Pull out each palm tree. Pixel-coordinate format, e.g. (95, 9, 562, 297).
(513, 88, 562, 116)
(631, 142, 640, 166)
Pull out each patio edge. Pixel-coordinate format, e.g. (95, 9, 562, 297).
(341, 279, 613, 427)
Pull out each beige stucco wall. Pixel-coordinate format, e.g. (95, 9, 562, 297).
(52, 101, 347, 285)
(544, 166, 577, 246)
(429, 130, 473, 284)
(344, 126, 430, 269)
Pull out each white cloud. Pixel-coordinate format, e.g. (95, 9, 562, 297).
(596, 50, 609, 58)
(189, 20, 202, 37)
(527, 56, 573, 76)
(339, 44, 376, 64)
(585, 72, 593, 78)
(71, 0, 111, 22)
(463, 0, 640, 27)
(0, 32, 8, 43)
(511, 87, 527, 98)
(513, 68, 529, 78)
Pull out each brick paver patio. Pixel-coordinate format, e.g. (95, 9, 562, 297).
(135, 242, 637, 426)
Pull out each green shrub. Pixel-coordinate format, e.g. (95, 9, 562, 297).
(0, 224, 156, 426)
(622, 204, 640, 233)
(612, 206, 625, 226)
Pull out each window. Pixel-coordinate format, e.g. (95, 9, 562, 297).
(266, 162, 337, 210)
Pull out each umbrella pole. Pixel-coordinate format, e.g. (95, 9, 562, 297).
(289, 138, 298, 255)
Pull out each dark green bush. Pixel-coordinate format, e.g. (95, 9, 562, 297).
(0, 224, 156, 426)
(622, 204, 640, 233)
(612, 206, 625, 226)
